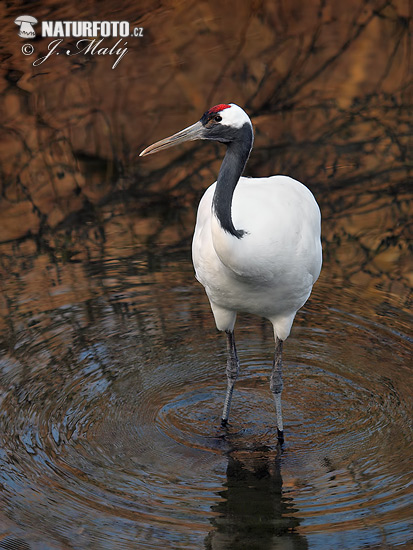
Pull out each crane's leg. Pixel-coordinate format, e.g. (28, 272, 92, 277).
(270, 337, 284, 443)
(221, 330, 240, 427)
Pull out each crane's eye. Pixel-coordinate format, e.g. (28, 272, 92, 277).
(214, 115, 222, 122)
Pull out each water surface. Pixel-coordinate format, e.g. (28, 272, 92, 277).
(0, 192, 411, 549)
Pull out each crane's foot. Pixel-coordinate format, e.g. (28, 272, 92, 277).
(277, 429, 284, 444)
(214, 419, 230, 441)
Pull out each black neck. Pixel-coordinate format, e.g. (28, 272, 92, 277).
(212, 123, 253, 239)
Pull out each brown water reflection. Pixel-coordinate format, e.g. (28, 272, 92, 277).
(0, 0, 412, 549)
(0, 234, 411, 549)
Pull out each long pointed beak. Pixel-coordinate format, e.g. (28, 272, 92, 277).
(139, 121, 205, 157)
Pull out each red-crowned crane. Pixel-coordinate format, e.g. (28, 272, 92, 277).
(140, 103, 322, 442)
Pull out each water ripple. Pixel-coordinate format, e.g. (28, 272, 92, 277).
(0, 254, 411, 549)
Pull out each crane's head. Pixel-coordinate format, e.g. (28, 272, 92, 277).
(139, 103, 253, 157)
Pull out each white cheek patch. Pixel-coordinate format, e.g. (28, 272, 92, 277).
(220, 104, 252, 129)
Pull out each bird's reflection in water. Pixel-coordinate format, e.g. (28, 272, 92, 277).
(205, 445, 307, 550)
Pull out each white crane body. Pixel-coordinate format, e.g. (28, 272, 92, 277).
(193, 175, 322, 340)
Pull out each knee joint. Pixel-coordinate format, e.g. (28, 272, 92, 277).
(226, 359, 239, 381)
(270, 375, 283, 395)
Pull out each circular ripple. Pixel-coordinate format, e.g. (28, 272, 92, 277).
(0, 287, 411, 548)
